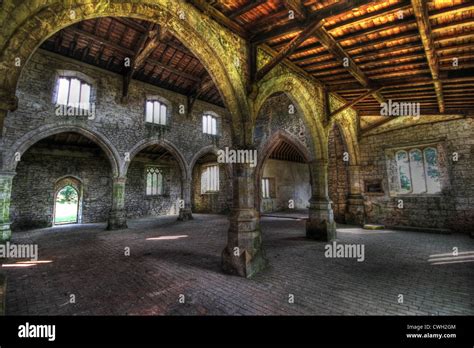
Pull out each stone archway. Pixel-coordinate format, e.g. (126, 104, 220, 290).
(4, 125, 121, 177)
(253, 75, 326, 162)
(254, 130, 312, 213)
(124, 138, 190, 221)
(7, 129, 116, 233)
(0, 0, 249, 140)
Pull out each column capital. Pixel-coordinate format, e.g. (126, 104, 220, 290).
(0, 171, 16, 179)
(112, 176, 127, 185)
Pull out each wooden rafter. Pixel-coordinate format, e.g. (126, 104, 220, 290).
(187, 0, 248, 38)
(254, 19, 324, 83)
(330, 87, 384, 118)
(228, 0, 266, 19)
(312, 25, 385, 104)
(123, 24, 163, 98)
(187, 75, 215, 113)
(251, 0, 375, 44)
(411, 0, 445, 113)
(283, 0, 307, 21)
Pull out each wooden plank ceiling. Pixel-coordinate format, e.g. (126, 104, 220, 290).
(41, 1, 474, 133)
(41, 17, 224, 107)
(191, 0, 474, 132)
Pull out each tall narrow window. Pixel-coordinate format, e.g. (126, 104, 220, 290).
(262, 178, 270, 199)
(409, 149, 425, 194)
(423, 147, 441, 194)
(146, 100, 167, 125)
(202, 114, 217, 135)
(56, 77, 91, 108)
(396, 151, 412, 193)
(201, 165, 219, 193)
(146, 167, 164, 195)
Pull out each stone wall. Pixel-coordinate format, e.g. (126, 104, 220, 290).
(125, 158, 181, 218)
(192, 162, 231, 214)
(4, 49, 233, 166)
(254, 92, 313, 156)
(261, 159, 311, 212)
(11, 145, 112, 230)
(360, 118, 474, 233)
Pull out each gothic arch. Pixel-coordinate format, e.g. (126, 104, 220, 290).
(328, 118, 360, 166)
(124, 138, 188, 182)
(254, 130, 312, 210)
(4, 125, 121, 177)
(0, 0, 248, 139)
(189, 145, 232, 179)
(253, 74, 326, 161)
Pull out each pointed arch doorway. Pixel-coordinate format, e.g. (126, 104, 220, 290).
(53, 177, 83, 225)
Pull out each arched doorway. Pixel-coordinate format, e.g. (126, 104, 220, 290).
(53, 177, 82, 225)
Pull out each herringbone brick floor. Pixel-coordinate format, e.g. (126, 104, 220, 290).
(1, 214, 473, 315)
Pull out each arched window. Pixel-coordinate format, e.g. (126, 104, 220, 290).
(146, 167, 164, 195)
(394, 147, 441, 194)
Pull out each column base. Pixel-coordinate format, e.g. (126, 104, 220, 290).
(306, 197, 337, 241)
(106, 210, 128, 230)
(177, 208, 193, 221)
(306, 219, 337, 241)
(221, 208, 267, 278)
(0, 223, 11, 243)
(345, 194, 365, 226)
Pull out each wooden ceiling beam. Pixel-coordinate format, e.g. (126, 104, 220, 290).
(411, 0, 445, 113)
(251, 0, 374, 44)
(330, 87, 384, 118)
(312, 25, 385, 103)
(187, 75, 215, 113)
(254, 19, 325, 83)
(123, 24, 162, 99)
(329, 77, 435, 92)
(228, 0, 266, 19)
(283, 0, 307, 21)
(187, 0, 249, 39)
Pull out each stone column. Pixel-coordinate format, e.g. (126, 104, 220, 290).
(177, 179, 193, 221)
(222, 161, 267, 278)
(345, 164, 366, 226)
(107, 177, 128, 230)
(306, 160, 337, 241)
(0, 90, 18, 137)
(0, 171, 15, 242)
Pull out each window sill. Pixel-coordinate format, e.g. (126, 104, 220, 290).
(201, 191, 220, 195)
(389, 193, 444, 198)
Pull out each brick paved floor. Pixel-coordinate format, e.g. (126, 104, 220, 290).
(1, 214, 473, 315)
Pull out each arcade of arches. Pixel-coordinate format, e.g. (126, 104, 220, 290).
(0, 0, 473, 315)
